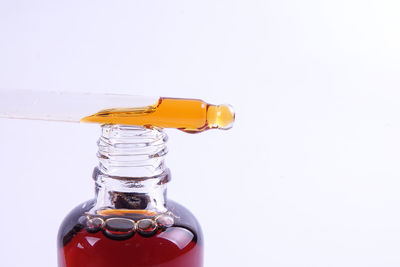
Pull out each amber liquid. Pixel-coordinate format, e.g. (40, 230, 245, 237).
(58, 200, 203, 267)
(81, 97, 235, 133)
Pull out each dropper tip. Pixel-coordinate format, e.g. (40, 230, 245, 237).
(219, 104, 235, 130)
(208, 104, 235, 130)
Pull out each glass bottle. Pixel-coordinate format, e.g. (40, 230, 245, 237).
(58, 124, 203, 267)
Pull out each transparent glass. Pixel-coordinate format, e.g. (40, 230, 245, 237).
(57, 125, 203, 267)
(0, 89, 158, 122)
(0, 89, 234, 133)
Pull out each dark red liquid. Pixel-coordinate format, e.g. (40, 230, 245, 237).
(58, 200, 203, 267)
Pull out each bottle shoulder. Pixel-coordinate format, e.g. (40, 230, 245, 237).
(166, 200, 203, 237)
(57, 199, 96, 248)
(58, 198, 203, 248)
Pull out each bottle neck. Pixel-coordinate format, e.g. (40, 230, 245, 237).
(91, 125, 170, 213)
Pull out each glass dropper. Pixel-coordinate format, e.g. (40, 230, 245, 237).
(0, 90, 235, 133)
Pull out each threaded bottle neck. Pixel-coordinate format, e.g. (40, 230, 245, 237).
(97, 124, 168, 178)
(92, 125, 170, 213)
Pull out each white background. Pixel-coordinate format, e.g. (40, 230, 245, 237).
(1, 0, 400, 266)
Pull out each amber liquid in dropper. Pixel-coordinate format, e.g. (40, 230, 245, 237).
(81, 97, 235, 133)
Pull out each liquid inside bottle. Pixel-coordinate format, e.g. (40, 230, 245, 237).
(58, 200, 203, 267)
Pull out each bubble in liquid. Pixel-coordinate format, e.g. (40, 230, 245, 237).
(104, 218, 136, 240)
(156, 214, 174, 229)
(137, 219, 157, 237)
(86, 217, 104, 233)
